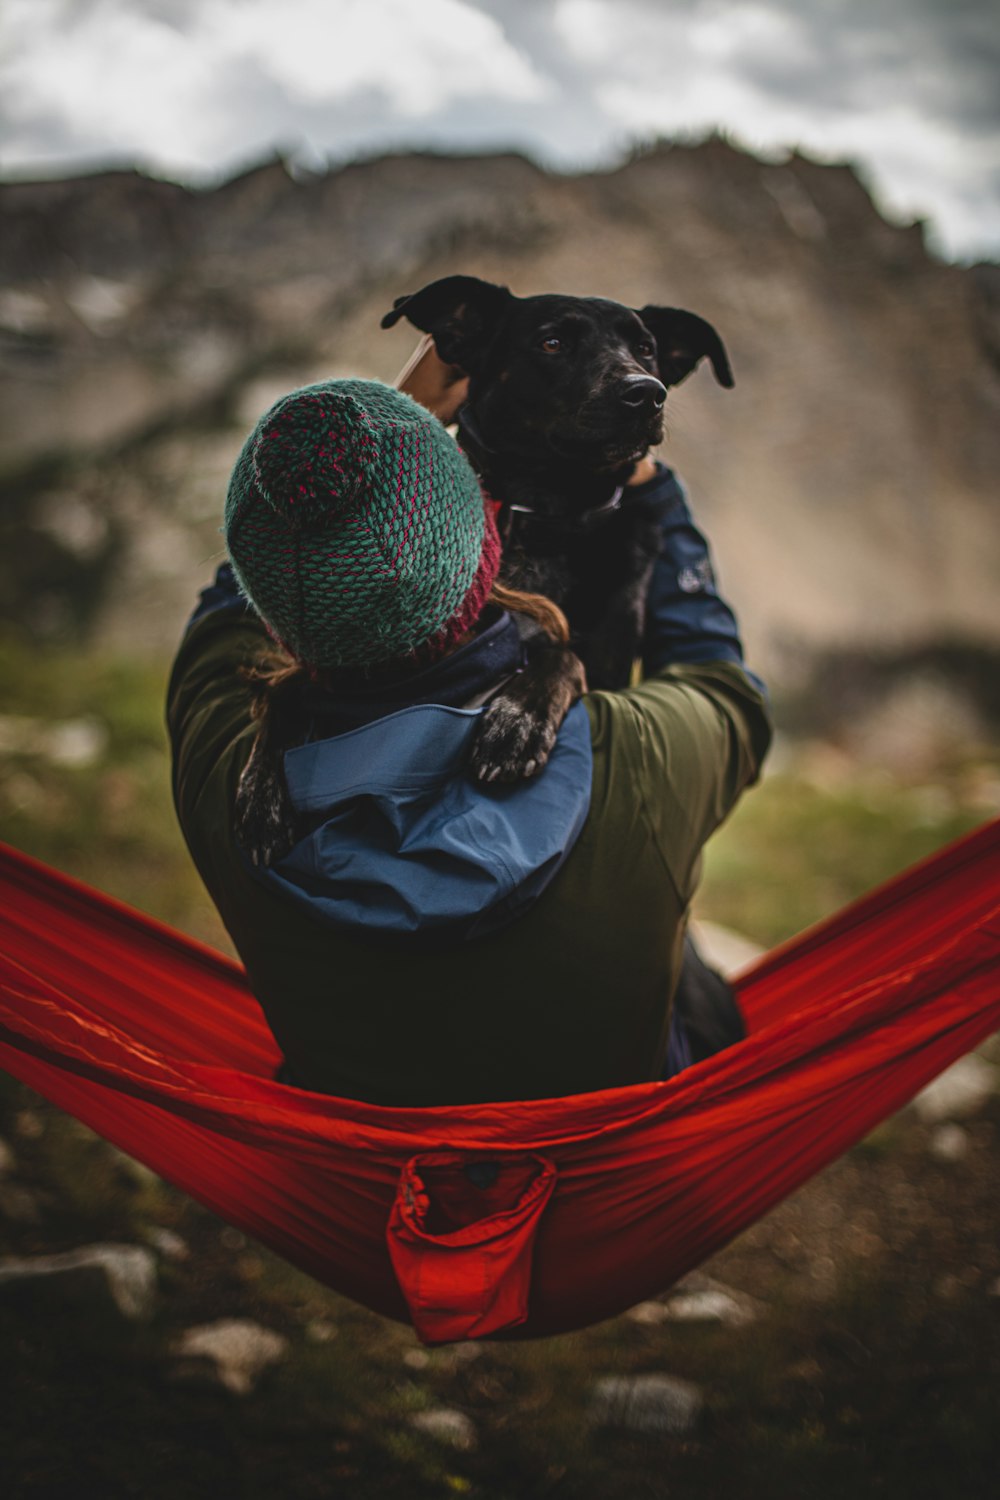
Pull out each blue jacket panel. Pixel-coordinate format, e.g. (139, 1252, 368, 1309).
(635, 466, 766, 696)
(262, 700, 593, 946)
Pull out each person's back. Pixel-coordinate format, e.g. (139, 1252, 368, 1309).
(168, 380, 770, 1104)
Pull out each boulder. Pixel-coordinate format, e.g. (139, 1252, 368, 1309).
(928, 1123, 971, 1162)
(627, 1273, 760, 1327)
(590, 1373, 703, 1436)
(0, 1242, 157, 1320)
(145, 1226, 190, 1261)
(170, 1318, 289, 1395)
(410, 1408, 478, 1451)
(914, 1055, 998, 1124)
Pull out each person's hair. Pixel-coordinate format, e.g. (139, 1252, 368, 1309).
(487, 581, 569, 645)
(243, 582, 570, 708)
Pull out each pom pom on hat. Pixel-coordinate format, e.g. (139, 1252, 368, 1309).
(251, 386, 369, 530)
(224, 380, 500, 671)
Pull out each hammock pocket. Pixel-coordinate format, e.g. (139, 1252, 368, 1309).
(1, 822, 998, 1343)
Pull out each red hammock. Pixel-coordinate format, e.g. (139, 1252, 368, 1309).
(1, 824, 998, 1344)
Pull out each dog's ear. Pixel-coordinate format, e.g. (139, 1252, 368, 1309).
(635, 307, 734, 389)
(380, 275, 513, 374)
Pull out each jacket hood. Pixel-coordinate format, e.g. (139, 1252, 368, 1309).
(256, 698, 593, 947)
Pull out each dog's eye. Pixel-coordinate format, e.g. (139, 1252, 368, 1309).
(637, 340, 655, 359)
(539, 336, 562, 354)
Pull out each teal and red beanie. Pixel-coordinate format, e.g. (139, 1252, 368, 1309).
(224, 379, 501, 670)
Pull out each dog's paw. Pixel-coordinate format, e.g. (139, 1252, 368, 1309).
(469, 693, 560, 783)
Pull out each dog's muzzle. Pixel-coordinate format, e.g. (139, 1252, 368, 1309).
(619, 374, 667, 414)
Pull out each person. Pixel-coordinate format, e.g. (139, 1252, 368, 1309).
(167, 376, 771, 1106)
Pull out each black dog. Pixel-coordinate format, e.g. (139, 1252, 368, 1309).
(383, 277, 742, 1064)
(235, 277, 732, 870)
(381, 275, 733, 779)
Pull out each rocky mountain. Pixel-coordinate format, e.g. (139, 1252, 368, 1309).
(2, 139, 998, 690)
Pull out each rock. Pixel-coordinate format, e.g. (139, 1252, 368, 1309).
(64, 275, 137, 333)
(845, 678, 985, 778)
(170, 1319, 289, 1395)
(304, 1317, 337, 1344)
(934, 1272, 963, 1301)
(628, 1274, 760, 1327)
(0, 1243, 157, 1320)
(590, 1373, 704, 1436)
(689, 920, 765, 979)
(0, 1181, 42, 1224)
(410, 1408, 478, 1451)
(145, 1226, 190, 1261)
(663, 1286, 758, 1326)
(914, 1055, 999, 1124)
(928, 1123, 971, 1162)
(627, 1301, 673, 1325)
(0, 1137, 16, 1175)
(448, 1340, 483, 1364)
(14, 1109, 44, 1140)
(0, 1182, 42, 1218)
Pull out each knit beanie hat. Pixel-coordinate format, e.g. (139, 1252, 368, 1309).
(224, 380, 501, 671)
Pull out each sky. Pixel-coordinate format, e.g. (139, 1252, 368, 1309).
(1, 0, 998, 262)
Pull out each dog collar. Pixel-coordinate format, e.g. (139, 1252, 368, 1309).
(506, 486, 625, 532)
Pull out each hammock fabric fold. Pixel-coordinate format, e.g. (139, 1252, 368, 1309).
(1, 822, 998, 1342)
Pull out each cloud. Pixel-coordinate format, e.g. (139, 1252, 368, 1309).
(209, 0, 549, 117)
(0, 0, 551, 175)
(0, 0, 997, 259)
(0, 0, 235, 171)
(548, 0, 1000, 258)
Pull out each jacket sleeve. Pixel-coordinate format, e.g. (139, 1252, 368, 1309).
(622, 660, 771, 901)
(587, 469, 772, 902)
(166, 564, 268, 832)
(634, 466, 765, 694)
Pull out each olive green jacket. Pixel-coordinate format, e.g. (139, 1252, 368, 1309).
(168, 598, 770, 1106)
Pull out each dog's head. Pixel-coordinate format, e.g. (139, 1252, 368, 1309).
(381, 275, 733, 478)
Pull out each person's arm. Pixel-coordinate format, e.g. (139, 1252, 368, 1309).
(166, 563, 269, 831)
(589, 465, 771, 901)
(395, 334, 469, 424)
(619, 658, 771, 899)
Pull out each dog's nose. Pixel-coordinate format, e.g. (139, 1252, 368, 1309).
(619, 375, 667, 412)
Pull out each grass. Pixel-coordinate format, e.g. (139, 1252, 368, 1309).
(0, 634, 229, 948)
(697, 761, 989, 949)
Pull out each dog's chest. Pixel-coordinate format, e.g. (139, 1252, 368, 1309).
(503, 507, 659, 632)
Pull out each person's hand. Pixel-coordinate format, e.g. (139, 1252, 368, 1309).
(626, 453, 658, 486)
(395, 333, 470, 424)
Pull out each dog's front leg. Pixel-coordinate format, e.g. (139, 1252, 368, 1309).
(582, 580, 651, 689)
(470, 643, 588, 782)
(580, 519, 661, 689)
